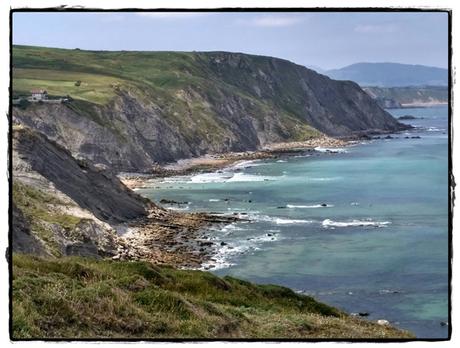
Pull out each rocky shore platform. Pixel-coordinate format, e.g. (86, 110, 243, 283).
(120, 136, 350, 190)
(113, 207, 240, 268)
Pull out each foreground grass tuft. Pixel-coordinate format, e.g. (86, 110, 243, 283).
(12, 254, 414, 339)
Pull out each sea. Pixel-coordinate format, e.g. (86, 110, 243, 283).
(136, 105, 449, 339)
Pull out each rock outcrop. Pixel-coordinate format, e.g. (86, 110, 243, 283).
(12, 126, 150, 257)
(13, 126, 150, 223)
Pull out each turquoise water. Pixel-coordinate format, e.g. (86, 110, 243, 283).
(137, 105, 449, 338)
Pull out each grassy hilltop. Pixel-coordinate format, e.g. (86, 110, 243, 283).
(12, 254, 413, 339)
(13, 45, 220, 105)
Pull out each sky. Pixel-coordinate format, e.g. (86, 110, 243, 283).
(12, 11, 448, 70)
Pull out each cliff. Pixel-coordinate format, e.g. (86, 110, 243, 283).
(12, 45, 408, 173)
(12, 125, 150, 257)
(363, 86, 448, 108)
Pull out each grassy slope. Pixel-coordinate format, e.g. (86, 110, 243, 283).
(12, 45, 320, 141)
(12, 254, 413, 339)
(13, 181, 83, 257)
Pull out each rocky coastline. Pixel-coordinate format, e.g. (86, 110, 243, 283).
(113, 208, 240, 268)
(115, 136, 351, 269)
(120, 136, 351, 190)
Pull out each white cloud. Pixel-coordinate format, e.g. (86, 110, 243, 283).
(136, 12, 208, 20)
(354, 23, 399, 34)
(242, 15, 304, 27)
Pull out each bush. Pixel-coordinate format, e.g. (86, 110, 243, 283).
(13, 98, 30, 110)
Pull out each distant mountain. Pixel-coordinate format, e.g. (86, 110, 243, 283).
(325, 63, 448, 87)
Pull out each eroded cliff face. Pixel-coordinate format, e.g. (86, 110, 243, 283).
(12, 126, 151, 257)
(11, 126, 236, 264)
(13, 126, 150, 223)
(199, 52, 407, 136)
(363, 86, 448, 108)
(12, 50, 408, 173)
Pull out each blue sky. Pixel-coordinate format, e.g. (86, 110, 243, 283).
(12, 11, 448, 70)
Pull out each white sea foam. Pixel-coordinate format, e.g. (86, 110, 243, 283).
(190, 172, 233, 183)
(220, 224, 247, 233)
(230, 160, 265, 169)
(322, 219, 391, 228)
(166, 206, 190, 211)
(188, 172, 281, 184)
(208, 198, 220, 202)
(307, 177, 342, 182)
(249, 214, 313, 225)
(314, 146, 348, 153)
(274, 218, 314, 224)
(287, 204, 334, 209)
(200, 230, 281, 270)
(276, 159, 287, 163)
(226, 172, 277, 183)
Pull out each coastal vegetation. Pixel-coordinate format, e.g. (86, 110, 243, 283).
(12, 254, 413, 339)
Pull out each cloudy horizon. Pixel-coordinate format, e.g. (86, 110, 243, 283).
(12, 11, 448, 70)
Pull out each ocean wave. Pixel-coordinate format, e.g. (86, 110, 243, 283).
(287, 204, 334, 209)
(322, 219, 391, 228)
(275, 218, 314, 224)
(252, 214, 314, 224)
(188, 172, 281, 184)
(208, 198, 220, 202)
(220, 224, 247, 233)
(307, 177, 342, 182)
(166, 206, 190, 211)
(226, 172, 279, 183)
(200, 231, 280, 271)
(427, 127, 443, 132)
(190, 172, 233, 183)
(229, 160, 266, 170)
(314, 146, 348, 153)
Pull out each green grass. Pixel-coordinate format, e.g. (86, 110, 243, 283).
(12, 45, 325, 143)
(13, 182, 83, 256)
(13, 68, 122, 105)
(12, 254, 414, 339)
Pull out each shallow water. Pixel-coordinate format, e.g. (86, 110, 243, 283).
(137, 105, 449, 339)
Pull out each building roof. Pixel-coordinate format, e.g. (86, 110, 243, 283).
(31, 89, 47, 94)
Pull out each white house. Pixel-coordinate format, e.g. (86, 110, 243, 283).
(30, 89, 48, 101)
